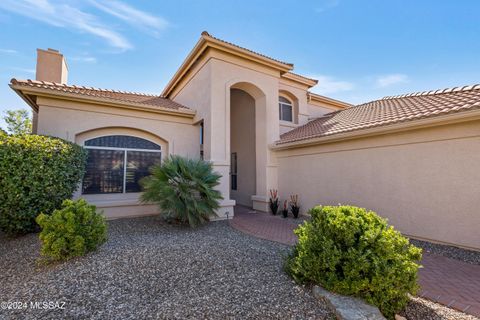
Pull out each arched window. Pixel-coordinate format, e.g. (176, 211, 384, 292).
(82, 135, 161, 194)
(279, 96, 293, 122)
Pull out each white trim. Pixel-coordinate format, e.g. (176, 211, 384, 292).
(85, 146, 161, 152)
(122, 151, 127, 194)
(279, 120, 297, 128)
(84, 134, 163, 151)
(279, 101, 293, 122)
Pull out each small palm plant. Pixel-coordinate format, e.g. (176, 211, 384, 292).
(140, 155, 223, 227)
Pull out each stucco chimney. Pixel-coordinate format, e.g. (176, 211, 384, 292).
(36, 48, 68, 84)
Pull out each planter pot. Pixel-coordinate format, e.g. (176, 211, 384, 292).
(269, 200, 279, 215)
(291, 207, 300, 219)
(282, 210, 288, 218)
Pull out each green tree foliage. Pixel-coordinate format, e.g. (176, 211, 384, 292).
(36, 199, 107, 261)
(141, 155, 223, 227)
(285, 205, 422, 319)
(3, 109, 32, 135)
(0, 134, 87, 234)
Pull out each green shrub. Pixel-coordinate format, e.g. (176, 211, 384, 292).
(36, 199, 107, 261)
(0, 134, 87, 234)
(141, 155, 223, 227)
(285, 205, 422, 319)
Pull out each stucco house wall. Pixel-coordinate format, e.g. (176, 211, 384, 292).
(35, 96, 199, 218)
(276, 120, 480, 250)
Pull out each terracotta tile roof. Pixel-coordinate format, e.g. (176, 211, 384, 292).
(10, 79, 191, 111)
(201, 31, 293, 68)
(278, 84, 480, 145)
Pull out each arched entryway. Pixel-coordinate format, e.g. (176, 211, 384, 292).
(230, 88, 256, 206)
(228, 82, 267, 208)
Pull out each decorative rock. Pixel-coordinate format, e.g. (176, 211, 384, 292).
(0, 218, 334, 319)
(312, 285, 386, 320)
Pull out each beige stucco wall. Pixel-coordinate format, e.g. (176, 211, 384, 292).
(276, 120, 480, 250)
(307, 102, 338, 119)
(171, 51, 283, 213)
(230, 89, 256, 206)
(170, 48, 348, 214)
(35, 96, 199, 218)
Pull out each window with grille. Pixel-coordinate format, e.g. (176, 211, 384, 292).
(279, 96, 293, 122)
(82, 135, 161, 194)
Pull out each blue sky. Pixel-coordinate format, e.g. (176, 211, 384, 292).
(1, 0, 479, 129)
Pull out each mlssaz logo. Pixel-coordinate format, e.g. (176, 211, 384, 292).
(30, 301, 66, 310)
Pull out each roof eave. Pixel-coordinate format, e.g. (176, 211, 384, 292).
(307, 92, 352, 109)
(161, 36, 208, 98)
(9, 84, 39, 112)
(281, 72, 318, 88)
(11, 85, 196, 118)
(272, 108, 480, 150)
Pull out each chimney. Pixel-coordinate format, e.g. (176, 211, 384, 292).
(36, 48, 68, 84)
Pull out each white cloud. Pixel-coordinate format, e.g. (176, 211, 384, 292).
(375, 74, 409, 87)
(70, 56, 97, 63)
(0, 49, 18, 54)
(89, 0, 168, 36)
(315, 0, 340, 13)
(309, 74, 354, 95)
(0, 0, 132, 50)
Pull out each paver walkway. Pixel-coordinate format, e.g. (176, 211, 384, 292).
(229, 205, 480, 318)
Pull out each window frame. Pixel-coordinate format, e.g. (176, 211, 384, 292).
(82, 136, 162, 195)
(279, 96, 294, 122)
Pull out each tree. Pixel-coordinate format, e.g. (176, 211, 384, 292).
(3, 109, 32, 135)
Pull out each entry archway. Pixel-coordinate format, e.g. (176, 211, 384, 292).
(228, 82, 267, 208)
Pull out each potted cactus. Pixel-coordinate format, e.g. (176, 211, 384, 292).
(290, 194, 300, 219)
(269, 189, 279, 215)
(281, 200, 289, 218)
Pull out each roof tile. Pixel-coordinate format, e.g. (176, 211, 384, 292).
(10, 79, 191, 111)
(278, 84, 480, 145)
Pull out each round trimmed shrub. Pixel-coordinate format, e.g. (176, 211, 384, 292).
(140, 155, 223, 227)
(36, 199, 107, 261)
(285, 205, 422, 319)
(0, 134, 87, 235)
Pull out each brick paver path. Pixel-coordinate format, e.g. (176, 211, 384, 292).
(229, 205, 480, 318)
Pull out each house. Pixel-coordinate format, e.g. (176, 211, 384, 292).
(10, 32, 480, 250)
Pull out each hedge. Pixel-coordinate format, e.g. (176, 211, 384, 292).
(0, 134, 87, 235)
(285, 205, 422, 319)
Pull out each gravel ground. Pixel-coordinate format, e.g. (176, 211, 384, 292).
(410, 239, 480, 265)
(401, 296, 479, 320)
(0, 217, 334, 320)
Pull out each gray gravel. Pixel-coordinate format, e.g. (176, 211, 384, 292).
(401, 296, 479, 320)
(410, 239, 480, 265)
(0, 217, 333, 320)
